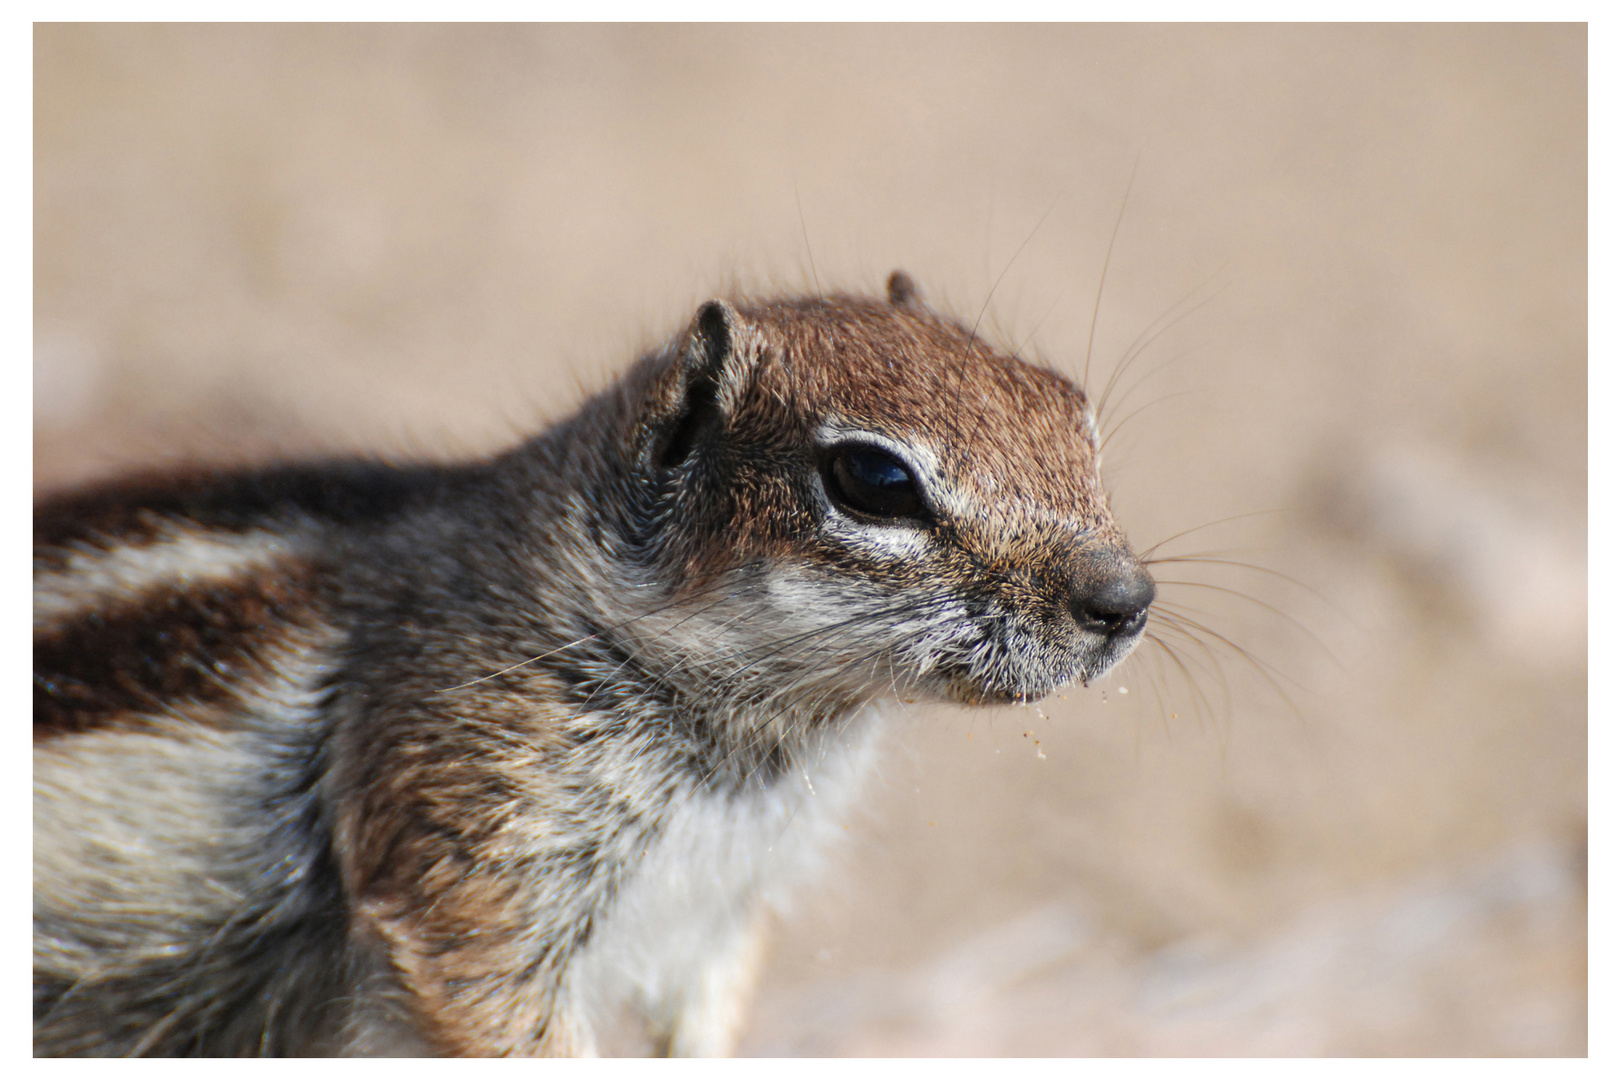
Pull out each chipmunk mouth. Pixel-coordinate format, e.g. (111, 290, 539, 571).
(909, 547, 1156, 708)
(931, 614, 1150, 707)
(935, 671, 1060, 708)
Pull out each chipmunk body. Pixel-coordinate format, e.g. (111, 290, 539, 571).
(33, 274, 1156, 1056)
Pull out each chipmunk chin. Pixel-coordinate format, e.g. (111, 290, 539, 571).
(931, 628, 1149, 708)
(937, 671, 1063, 708)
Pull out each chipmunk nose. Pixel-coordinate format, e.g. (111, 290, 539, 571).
(1069, 560, 1156, 638)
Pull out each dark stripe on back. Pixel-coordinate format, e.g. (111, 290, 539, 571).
(34, 562, 329, 741)
(34, 459, 454, 570)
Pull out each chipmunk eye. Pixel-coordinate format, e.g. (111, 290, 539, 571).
(826, 445, 925, 520)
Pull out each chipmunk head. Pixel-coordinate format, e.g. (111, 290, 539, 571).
(616, 271, 1153, 710)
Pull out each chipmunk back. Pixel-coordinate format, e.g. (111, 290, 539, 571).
(33, 273, 1155, 1056)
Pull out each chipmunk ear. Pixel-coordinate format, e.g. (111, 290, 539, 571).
(886, 269, 926, 310)
(651, 300, 758, 470)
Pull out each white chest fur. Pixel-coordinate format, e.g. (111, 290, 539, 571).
(563, 704, 889, 1055)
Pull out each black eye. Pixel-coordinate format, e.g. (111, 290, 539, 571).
(826, 445, 925, 520)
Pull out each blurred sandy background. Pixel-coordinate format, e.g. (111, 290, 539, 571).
(34, 25, 1586, 1056)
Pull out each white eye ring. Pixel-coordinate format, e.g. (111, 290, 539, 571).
(809, 428, 940, 559)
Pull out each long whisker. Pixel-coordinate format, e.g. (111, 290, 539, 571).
(1150, 615, 1234, 722)
(1153, 607, 1305, 720)
(567, 591, 973, 782)
(1098, 390, 1203, 454)
(1137, 510, 1287, 561)
(639, 597, 942, 733)
(1144, 555, 1348, 619)
(1096, 342, 1204, 423)
(1152, 579, 1340, 668)
(1142, 630, 1221, 734)
(1123, 635, 1179, 739)
(625, 591, 961, 739)
(1083, 155, 1138, 396)
(1095, 266, 1231, 426)
(1011, 296, 1064, 363)
(959, 197, 1064, 454)
(794, 183, 822, 302)
(965, 195, 1062, 365)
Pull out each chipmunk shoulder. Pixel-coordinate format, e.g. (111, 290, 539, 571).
(33, 271, 1155, 1056)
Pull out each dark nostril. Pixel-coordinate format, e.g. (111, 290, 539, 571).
(1070, 567, 1156, 637)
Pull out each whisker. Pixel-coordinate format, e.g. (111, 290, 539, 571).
(575, 586, 773, 711)
(1095, 342, 1205, 424)
(1137, 510, 1286, 561)
(965, 195, 1062, 366)
(699, 602, 994, 788)
(1149, 615, 1234, 719)
(1123, 634, 1178, 739)
(959, 197, 1064, 453)
(1095, 267, 1231, 427)
(1152, 607, 1305, 720)
(1151, 579, 1338, 666)
(1144, 555, 1348, 619)
(662, 604, 929, 773)
(434, 575, 752, 693)
(719, 595, 972, 712)
(714, 593, 969, 687)
(723, 644, 911, 789)
(1011, 296, 1064, 364)
(794, 183, 822, 302)
(1098, 389, 1204, 454)
(1083, 155, 1138, 397)
(1142, 631, 1222, 735)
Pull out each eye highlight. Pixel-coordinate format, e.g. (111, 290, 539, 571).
(825, 445, 926, 520)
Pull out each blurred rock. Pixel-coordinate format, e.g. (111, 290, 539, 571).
(742, 837, 1585, 1056)
(1314, 440, 1585, 669)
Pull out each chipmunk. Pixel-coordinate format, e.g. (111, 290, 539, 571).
(33, 271, 1155, 1056)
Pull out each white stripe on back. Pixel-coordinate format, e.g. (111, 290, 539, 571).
(34, 528, 301, 627)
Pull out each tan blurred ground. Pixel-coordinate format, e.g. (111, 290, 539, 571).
(34, 25, 1586, 1056)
